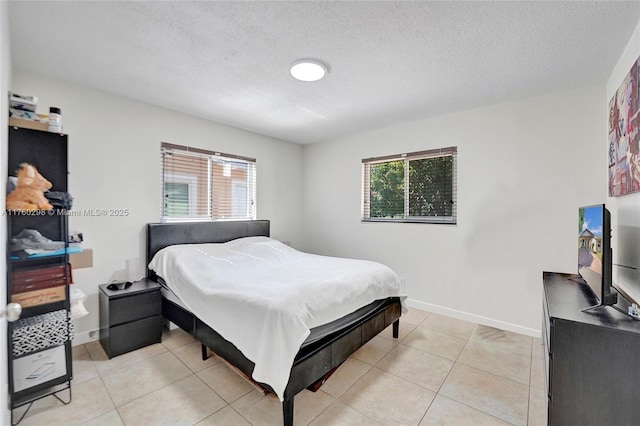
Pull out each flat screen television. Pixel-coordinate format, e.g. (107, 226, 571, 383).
(578, 204, 617, 310)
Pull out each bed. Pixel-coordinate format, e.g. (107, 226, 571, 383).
(146, 220, 404, 426)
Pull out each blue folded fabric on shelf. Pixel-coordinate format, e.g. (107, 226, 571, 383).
(10, 246, 82, 260)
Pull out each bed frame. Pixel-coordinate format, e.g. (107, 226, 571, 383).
(146, 220, 401, 426)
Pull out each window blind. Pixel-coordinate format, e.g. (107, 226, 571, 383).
(362, 146, 457, 224)
(161, 142, 256, 221)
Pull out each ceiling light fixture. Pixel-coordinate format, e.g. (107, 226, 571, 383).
(290, 59, 328, 82)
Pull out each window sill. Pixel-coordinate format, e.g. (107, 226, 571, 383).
(361, 218, 456, 225)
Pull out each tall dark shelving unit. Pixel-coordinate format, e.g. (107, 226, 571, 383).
(6, 126, 72, 425)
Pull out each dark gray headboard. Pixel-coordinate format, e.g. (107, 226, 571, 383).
(146, 220, 270, 279)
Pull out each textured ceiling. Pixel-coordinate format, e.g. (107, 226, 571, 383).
(8, 1, 640, 144)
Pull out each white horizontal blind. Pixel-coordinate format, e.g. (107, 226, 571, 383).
(362, 146, 457, 224)
(161, 142, 256, 221)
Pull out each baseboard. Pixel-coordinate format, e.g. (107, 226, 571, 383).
(71, 304, 539, 346)
(71, 329, 100, 346)
(406, 298, 542, 338)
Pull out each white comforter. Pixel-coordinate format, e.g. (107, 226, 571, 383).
(148, 236, 406, 400)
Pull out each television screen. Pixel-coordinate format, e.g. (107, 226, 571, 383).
(578, 204, 615, 308)
(578, 205, 605, 302)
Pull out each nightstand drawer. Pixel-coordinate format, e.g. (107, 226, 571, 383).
(109, 290, 161, 326)
(99, 280, 163, 358)
(103, 315, 162, 358)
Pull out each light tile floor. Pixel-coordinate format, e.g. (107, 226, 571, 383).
(13, 309, 547, 426)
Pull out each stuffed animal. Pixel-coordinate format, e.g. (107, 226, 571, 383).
(6, 163, 53, 211)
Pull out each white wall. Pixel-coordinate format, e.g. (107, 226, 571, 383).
(11, 70, 304, 343)
(1, 0, 10, 421)
(607, 19, 640, 302)
(8, 56, 613, 344)
(302, 85, 607, 335)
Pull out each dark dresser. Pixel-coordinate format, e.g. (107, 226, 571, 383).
(99, 279, 162, 358)
(543, 272, 640, 425)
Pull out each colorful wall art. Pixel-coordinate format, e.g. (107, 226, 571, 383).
(609, 59, 640, 197)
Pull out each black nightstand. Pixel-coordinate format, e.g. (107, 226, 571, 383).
(99, 279, 162, 358)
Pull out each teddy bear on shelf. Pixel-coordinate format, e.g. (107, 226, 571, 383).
(6, 163, 53, 211)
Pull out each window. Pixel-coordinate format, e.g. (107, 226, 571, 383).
(362, 146, 457, 224)
(161, 142, 256, 221)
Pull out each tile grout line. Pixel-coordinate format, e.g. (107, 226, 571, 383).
(432, 326, 532, 426)
(331, 366, 396, 426)
(187, 347, 271, 425)
(95, 357, 120, 425)
(331, 336, 399, 425)
(99, 349, 195, 420)
(160, 329, 231, 425)
(298, 389, 337, 426)
(167, 341, 255, 425)
(525, 340, 534, 426)
(415, 325, 475, 425)
(45, 315, 537, 426)
(186, 373, 233, 426)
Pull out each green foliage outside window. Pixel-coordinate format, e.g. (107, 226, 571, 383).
(370, 160, 404, 218)
(368, 154, 454, 221)
(408, 156, 453, 217)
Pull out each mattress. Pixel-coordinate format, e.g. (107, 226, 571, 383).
(159, 281, 394, 348)
(148, 236, 406, 400)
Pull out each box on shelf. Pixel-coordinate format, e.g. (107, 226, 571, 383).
(69, 248, 93, 269)
(11, 286, 66, 308)
(12, 344, 66, 392)
(9, 94, 38, 113)
(12, 263, 72, 293)
(12, 309, 71, 357)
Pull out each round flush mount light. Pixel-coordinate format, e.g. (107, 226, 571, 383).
(290, 59, 329, 82)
